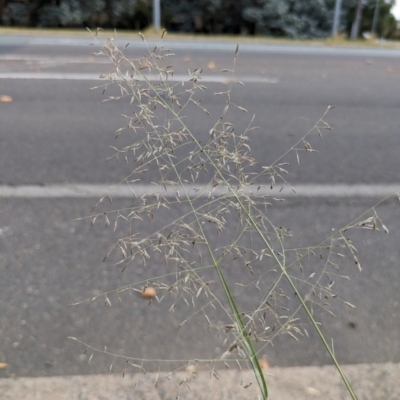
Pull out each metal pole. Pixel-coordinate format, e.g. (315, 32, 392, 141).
(153, 0, 160, 31)
(350, 0, 363, 39)
(332, 0, 343, 36)
(371, 0, 380, 36)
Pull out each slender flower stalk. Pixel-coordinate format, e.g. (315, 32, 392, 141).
(70, 30, 395, 399)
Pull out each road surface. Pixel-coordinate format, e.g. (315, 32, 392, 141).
(0, 34, 399, 380)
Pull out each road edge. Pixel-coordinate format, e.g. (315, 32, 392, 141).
(1, 362, 399, 399)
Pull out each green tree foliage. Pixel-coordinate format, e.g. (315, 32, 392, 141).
(0, 0, 398, 38)
(345, 0, 397, 38)
(38, 0, 105, 27)
(1, 1, 30, 25)
(242, 0, 335, 38)
(161, 0, 338, 37)
(1, 0, 137, 27)
(161, 0, 254, 34)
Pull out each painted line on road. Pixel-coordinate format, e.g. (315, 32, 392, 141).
(0, 184, 398, 199)
(0, 72, 102, 80)
(0, 72, 279, 83)
(0, 54, 109, 63)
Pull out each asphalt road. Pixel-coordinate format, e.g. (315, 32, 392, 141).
(0, 35, 399, 379)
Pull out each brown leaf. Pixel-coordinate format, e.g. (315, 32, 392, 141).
(186, 364, 197, 373)
(140, 286, 156, 299)
(258, 357, 269, 369)
(0, 95, 12, 103)
(305, 387, 322, 395)
(0, 362, 8, 369)
(207, 61, 216, 70)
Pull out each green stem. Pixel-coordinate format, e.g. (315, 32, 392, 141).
(161, 100, 357, 400)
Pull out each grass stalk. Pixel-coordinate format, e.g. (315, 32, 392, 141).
(146, 58, 357, 399)
(75, 31, 396, 399)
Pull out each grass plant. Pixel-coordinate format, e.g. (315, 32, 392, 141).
(69, 30, 396, 399)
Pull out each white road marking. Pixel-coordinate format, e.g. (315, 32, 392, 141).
(0, 184, 398, 199)
(0, 72, 104, 80)
(0, 71, 279, 83)
(0, 54, 109, 63)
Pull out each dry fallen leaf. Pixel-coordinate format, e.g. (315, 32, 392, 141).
(207, 61, 216, 70)
(0, 95, 12, 103)
(0, 362, 8, 369)
(140, 286, 156, 299)
(258, 357, 269, 369)
(186, 364, 197, 373)
(305, 386, 322, 396)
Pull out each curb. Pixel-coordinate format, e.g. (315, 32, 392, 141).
(1, 362, 399, 399)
